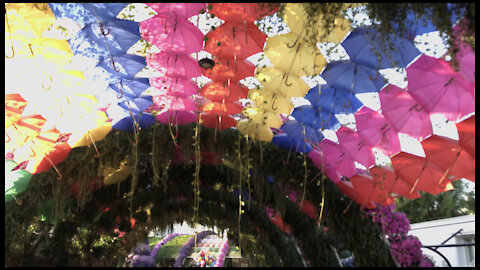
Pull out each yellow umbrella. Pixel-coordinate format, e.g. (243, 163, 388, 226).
(236, 120, 274, 142)
(264, 40, 326, 77)
(243, 107, 283, 128)
(282, 3, 351, 44)
(248, 89, 294, 114)
(8, 37, 74, 69)
(255, 67, 309, 98)
(5, 3, 56, 41)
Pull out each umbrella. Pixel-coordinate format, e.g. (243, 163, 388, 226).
(48, 3, 127, 26)
(280, 120, 324, 143)
(391, 152, 454, 195)
(5, 114, 46, 153)
(107, 78, 151, 99)
(150, 95, 197, 112)
(140, 14, 204, 55)
(236, 120, 274, 142)
(248, 89, 294, 115)
(291, 105, 341, 131)
(305, 84, 363, 115)
(201, 114, 237, 130)
(5, 94, 28, 128)
(5, 3, 56, 40)
(336, 126, 376, 168)
(368, 166, 421, 199)
(321, 60, 387, 94)
(204, 21, 267, 60)
(145, 3, 206, 19)
(147, 52, 201, 79)
(69, 18, 141, 60)
(341, 26, 421, 70)
(200, 82, 248, 103)
(349, 173, 395, 207)
(109, 111, 156, 132)
(354, 107, 401, 157)
(97, 54, 147, 81)
(421, 135, 475, 182)
(335, 180, 377, 209)
(282, 3, 351, 43)
(243, 107, 283, 129)
(255, 67, 309, 98)
(456, 115, 475, 157)
(62, 111, 113, 148)
(271, 133, 313, 154)
(264, 39, 326, 77)
(150, 77, 199, 98)
(201, 102, 243, 116)
(452, 22, 475, 83)
(26, 142, 72, 175)
(12, 127, 58, 168)
(209, 3, 279, 23)
(308, 140, 357, 183)
(202, 58, 256, 82)
(406, 54, 475, 122)
(379, 84, 433, 140)
(156, 110, 198, 126)
(5, 159, 33, 203)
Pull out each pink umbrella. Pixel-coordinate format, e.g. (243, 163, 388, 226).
(149, 77, 199, 98)
(308, 140, 357, 183)
(354, 107, 401, 157)
(368, 165, 421, 199)
(336, 126, 376, 168)
(452, 20, 475, 83)
(140, 14, 204, 55)
(150, 95, 198, 112)
(406, 54, 475, 122)
(146, 52, 201, 79)
(145, 3, 206, 19)
(379, 84, 433, 140)
(156, 110, 198, 126)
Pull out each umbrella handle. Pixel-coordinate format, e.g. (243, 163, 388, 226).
(368, 70, 379, 81)
(321, 117, 330, 128)
(5, 131, 11, 143)
(111, 59, 121, 73)
(116, 80, 124, 98)
(5, 44, 15, 58)
(286, 35, 300, 48)
(41, 74, 53, 90)
(283, 73, 293, 86)
(271, 97, 278, 111)
(99, 24, 110, 36)
(343, 99, 351, 108)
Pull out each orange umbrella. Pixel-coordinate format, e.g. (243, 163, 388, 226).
(200, 81, 248, 103)
(201, 114, 237, 130)
(201, 102, 243, 116)
(456, 115, 475, 157)
(369, 166, 421, 199)
(209, 3, 279, 23)
(202, 58, 256, 82)
(5, 114, 46, 153)
(5, 93, 28, 128)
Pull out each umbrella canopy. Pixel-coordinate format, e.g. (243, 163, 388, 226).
(291, 105, 341, 131)
(282, 3, 351, 43)
(107, 78, 151, 99)
(156, 110, 198, 126)
(321, 60, 387, 94)
(202, 58, 256, 82)
(5, 114, 46, 153)
(271, 133, 313, 154)
(248, 89, 294, 115)
(48, 3, 127, 26)
(145, 3, 206, 19)
(97, 54, 147, 81)
(349, 173, 395, 207)
(106, 105, 155, 132)
(236, 120, 274, 142)
(255, 67, 309, 98)
(280, 120, 324, 143)
(209, 3, 279, 23)
(336, 126, 376, 169)
(201, 102, 243, 116)
(243, 107, 283, 129)
(5, 159, 33, 203)
(201, 114, 237, 130)
(69, 18, 141, 59)
(117, 96, 154, 114)
(369, 166, 421, 199)
(391, 152, 454, 195)
(342, 26, 421, 70)
(26, 142, 72, 175)
(456, 115, 475, 157)
(421, 135, 475, 182)
(140, 14, 204, 55)
(305, 84, 363, 115)
(335, 180, 377, 209)
(149, 77, 199, 98)
(5, 3, 56, 40)
(309, 140, 357, 183)
(204, 21, 267, 60)
(200, 82, 248, 103)
(5, 94, 29, 128)
(150, 95, 197, 112)
(11, 128, 58, 170)
(406, 54, 475, 122)
(379, 84, 433, 140)
(146, 52, 201, 79)
(354, 107, 401, 156)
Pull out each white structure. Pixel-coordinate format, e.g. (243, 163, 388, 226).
(409, 214, 475, 267)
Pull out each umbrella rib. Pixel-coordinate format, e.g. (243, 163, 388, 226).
(436, 149, 462, 187)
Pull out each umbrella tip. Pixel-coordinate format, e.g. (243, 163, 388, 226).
(198, 58, 215, 69)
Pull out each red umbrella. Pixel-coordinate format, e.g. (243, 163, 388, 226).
(146, 52, 201, 79)
(145, 3, 206, 19)
(149, 77, 199, 98)
(5, 114, 46, 153)
(5, 93, 28, 128)
(349, 173, 395, 207)
(308, 140, 357, 183)
(209, 3, 279, 23)
(202, 58, 256, 82)
(456, 115, 475, 157)
(336, 181, 377, 209)
(336, 126, 376, 169)
(200, 81, 248, 103)
(201, 102, 243, 116)
(421, 135, 475, 182)
(355, 107, 401, 157)
(156, 110, 198, 126)
(201, 114, 237, 130)
(406, 54, 475, 122)
(369, 166, 421, 199)
(379, 84, 433, 140)
(204, 21, 267, 60)
(391, 152, 454, 195)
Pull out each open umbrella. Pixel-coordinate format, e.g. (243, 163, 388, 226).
(308, 140, 357, 183)
(379, 84, 433, 140)
(201, 102, 243, 116)
(156, 110, 198, 126)
(140, 14, 204, 55)
(200, 82, 248, 103)
(150, 95, 197, 112)
(452, 22, 475, 83)
(335, 180, 377, 209)
(456, 115, 475, 157)
(106, 104, 155, 132)
(5, 3, 56, 41)
(146, 52, 201, 79)
(342, 26, 421, 70)
(255, 67, 309, 98)
(321, 60, 387, 94)
(201, 114, 237, 130)
(305, 84, 363, 115)
(5, 94, 28, 128)
(5, 159, 33, 203)
(97, 54, 147, 81)
(391, 152, 454, 195)
(243, 107, 283, 129)
(107, 78, 151, 99)
(349, 173, 395, 207)
(291, 105, 341, 131)
(205, 21, 267, 60)
(236, 120, 274, 142)
(354, 107, 401, 157)
(209, 3, 279, 23)
(336, 126, 376, 169)
(248, 89, 294, 115)
(61, 111, 113, 148)
(5, 114, 46, 153)
(48, 3, 127, 26)
(145, 3, 206, 19)
(421, 135, 475, 182)
(369, 166, 421, 199)
(406, 54, 475, 122)
(271, 133, 313, 154)
(202, 58, 256, 82)
(280, 120, 324, 143)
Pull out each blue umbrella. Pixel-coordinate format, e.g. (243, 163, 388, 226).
(97, 54, 147, 81)
(117, 96, 154, 113)
(272, 133, 313, 154)
(69, 18, 141, 59)
(291, 105, 341, 131)
(49, 3, 127, 26)
(106, 104, 155, 132)
(321, 60, 387, 94)
(305, 85, 363, 115)
(342, 27, 421, 70)
(107, 78, 151, 99)
(280, 120, 324, 143)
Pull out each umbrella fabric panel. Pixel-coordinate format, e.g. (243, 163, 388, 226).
(291, 105, 341, 131)
(280, 120, 324, 143)
(369, 166, 421, 199)
(145, 3, 206, 19)
(335, 126, 376, 168)
(97, 54, 147, 81)
(255, 67, 309, 98)
(236, 120, 274, 142)
(305, 85, 363, 115)
(271, 133, 313, 154)
(456, 115, 475, 157)
(156, 110, 198, 126)
(200, 82, 248, 103)
(150, 77, 199, 98)
(201, 114, 237, 130)
(107, 78, 151, 99)
(202, 59, 256, 82)
(48, 3, 127, 26)
(146, 52, 201, 79)
(209, 3, 279, 23)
